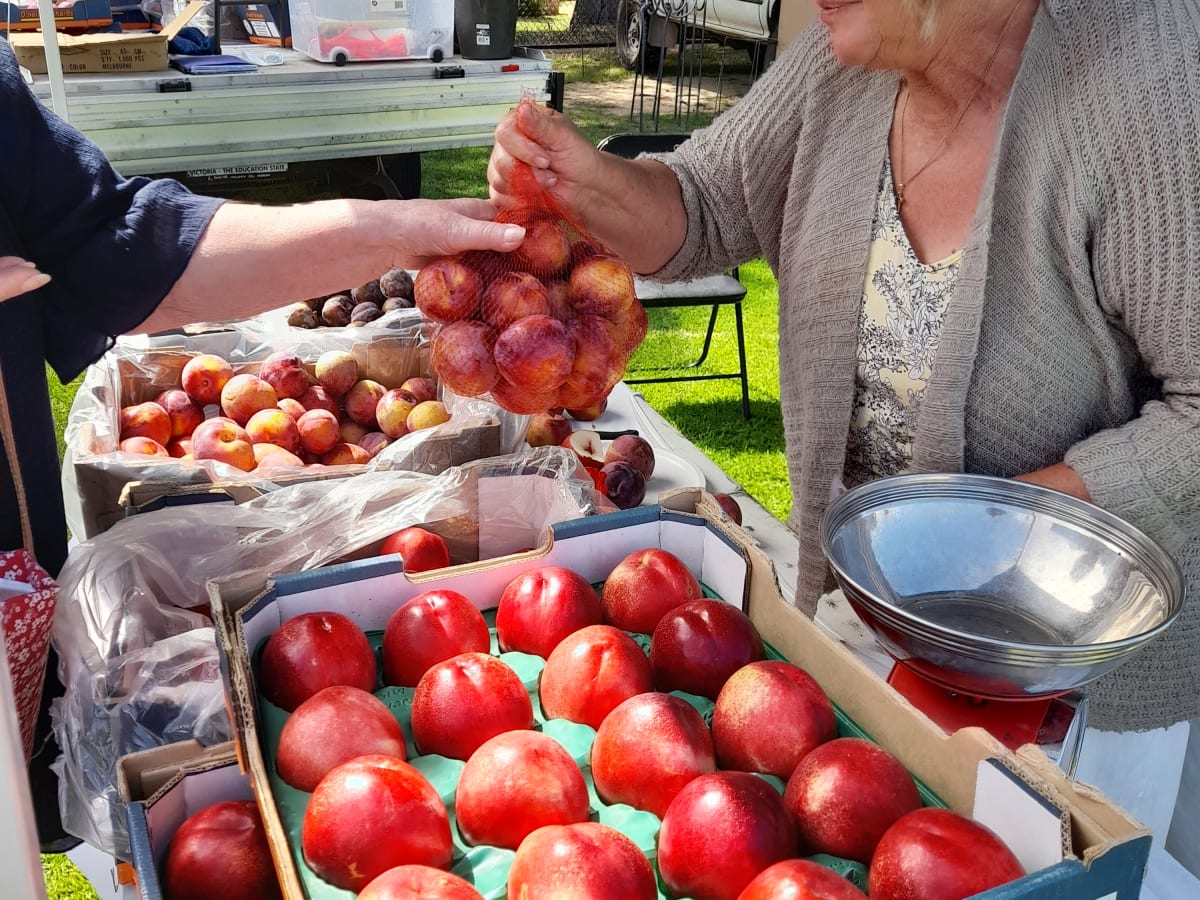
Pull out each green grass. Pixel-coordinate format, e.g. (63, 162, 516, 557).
(41, 855, 99, 900)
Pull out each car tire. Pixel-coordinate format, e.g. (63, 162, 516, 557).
(616, 0, 662, 73)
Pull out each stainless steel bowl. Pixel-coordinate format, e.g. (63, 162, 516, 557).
(820, 474, 1184, 700)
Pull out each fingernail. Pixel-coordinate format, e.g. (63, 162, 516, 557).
(534, 156, 550, 169)
(24, 272, 51, 290)
(20, 260, 38, 268)
(503, 225, 525, 243)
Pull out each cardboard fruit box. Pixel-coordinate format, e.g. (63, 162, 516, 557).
(208, 490, 1151, 900)
(119, 740, 249, 900)
(63, 328, 509, 539)
(8, 1, 203, 74)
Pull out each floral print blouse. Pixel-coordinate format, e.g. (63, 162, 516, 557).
(843, 156, 962, 488)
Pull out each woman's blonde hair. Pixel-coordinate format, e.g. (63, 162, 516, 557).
(900, 0, 944, 40)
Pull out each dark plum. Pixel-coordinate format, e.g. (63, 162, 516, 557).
(352, 279, 386, 306)
(380, 268, 416, 301)
(321, 295, 355, 327)
(602, 461, 646, 509)
(351, 302, 385, 325)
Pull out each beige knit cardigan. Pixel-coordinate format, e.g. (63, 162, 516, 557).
(652, 0, 1200, 732)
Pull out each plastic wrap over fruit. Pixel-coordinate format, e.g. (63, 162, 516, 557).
(61, 321, 532, 541)
(49, 446, 600, 857)
(417, 111, 647, 416)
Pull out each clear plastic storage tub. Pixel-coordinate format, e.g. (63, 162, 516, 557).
(289, 0, 455, 65)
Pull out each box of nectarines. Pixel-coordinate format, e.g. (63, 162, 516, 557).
(62, 324, 520, 539)
(206, 491, 1150, 900)
(118, 740, 278, 900)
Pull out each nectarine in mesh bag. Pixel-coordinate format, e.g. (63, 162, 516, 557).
(416, 136, 647, 416)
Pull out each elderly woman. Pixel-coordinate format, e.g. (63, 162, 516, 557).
(488, 0, 1199, 853)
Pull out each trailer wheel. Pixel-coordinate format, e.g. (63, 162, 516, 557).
(616, 0, 662, 73)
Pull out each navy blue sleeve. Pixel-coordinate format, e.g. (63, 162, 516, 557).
(1, 41, 224, 381)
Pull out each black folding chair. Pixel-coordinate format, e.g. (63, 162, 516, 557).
(597, 132, 751, 420)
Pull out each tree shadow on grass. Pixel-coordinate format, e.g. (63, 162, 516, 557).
(649, 396, 785, 456)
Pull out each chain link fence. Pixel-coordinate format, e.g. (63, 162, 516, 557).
(517, 0, 618, 49)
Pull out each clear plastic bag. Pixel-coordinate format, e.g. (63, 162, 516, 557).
(62, 319, 529, 539)
(49, 446, 597, 856)
(417, 99, 647, 416)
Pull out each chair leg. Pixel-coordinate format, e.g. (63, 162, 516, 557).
(734, 299, 750, 420)
(684, 304, 721, 369)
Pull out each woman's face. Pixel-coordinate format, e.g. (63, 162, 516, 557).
(816, 0, 927, 69)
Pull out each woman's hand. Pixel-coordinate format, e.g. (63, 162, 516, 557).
(381, 198, 526, 269)
(488, 103, 601, 211)
(1012, 462, 1092, 501)
(0, 256, 50, 302)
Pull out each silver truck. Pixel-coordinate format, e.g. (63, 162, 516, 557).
(614, 0, 780, 72)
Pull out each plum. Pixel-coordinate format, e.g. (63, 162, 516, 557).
(352, 279, 386, 306)
(351, 302, 384, 325)
(380, 268, 415, 301)
(602, 461, 646, 509)
(287, 303, 319, 328)
(381, 296, 414, 313)
(321, 295, 355, 327)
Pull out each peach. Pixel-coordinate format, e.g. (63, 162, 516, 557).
(605, 434, 655, 480)
(258, 352, 311, 401)
(515, 218, 572, 279)
(490, 378, 560, 416)
(119, 401, 172, 446)
(526, 412, 573, 448)
(119, 436, 169, 457)
(166, 437, 193, 458)
(181, 353, 234, 406)
(399, 376, 438, 405)
(482, 272, 551, 330)
(296, 409, 340, 455)
(315, 350, 359, 397)
(566, 397, 608, 422)
(556, 315, 623, 411)
(220, 374, 277, 426)
(611, 300, 649, 356)
(277, 398, 306, 421)
(545, 280, 574, 322)
(358, 432, 392, 457)
(406, 400, 450, 432)
(376, 389, 417, 439)
(344, 379, 387, 428)
(568, 255, 638, 322)
(494, 314, 576, 395)
(322, 442, 372, 466)
(191, 417, 256, 472)
(245, 408, 300, 453)
(414, 259, 483, 323)
(339, 420, 370, 446)
(431, 320, 500, 397)
(154, 390, 204, 439)
(299, 385, 339, 418)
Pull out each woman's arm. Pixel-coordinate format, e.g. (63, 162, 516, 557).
(139, 197, 524, 333)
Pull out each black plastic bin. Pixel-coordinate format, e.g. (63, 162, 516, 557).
(455, 0, 518, 59)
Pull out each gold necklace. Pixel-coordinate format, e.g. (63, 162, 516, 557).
(895, 0, 1025, 208)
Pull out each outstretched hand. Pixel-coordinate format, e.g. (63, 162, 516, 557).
(385, 198, 526, 269)
(0, 256, 50, 302)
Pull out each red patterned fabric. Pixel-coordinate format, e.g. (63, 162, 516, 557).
(0, 549, 57, 762)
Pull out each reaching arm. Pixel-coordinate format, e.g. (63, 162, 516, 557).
(139, 197, 524, 333)
(488, 103, 688, 274)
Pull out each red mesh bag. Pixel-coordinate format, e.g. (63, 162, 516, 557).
(416, 114, 647, 416)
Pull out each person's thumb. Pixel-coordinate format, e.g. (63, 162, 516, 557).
(515, 102, 562, 146)
(453, 218, 525, 254)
